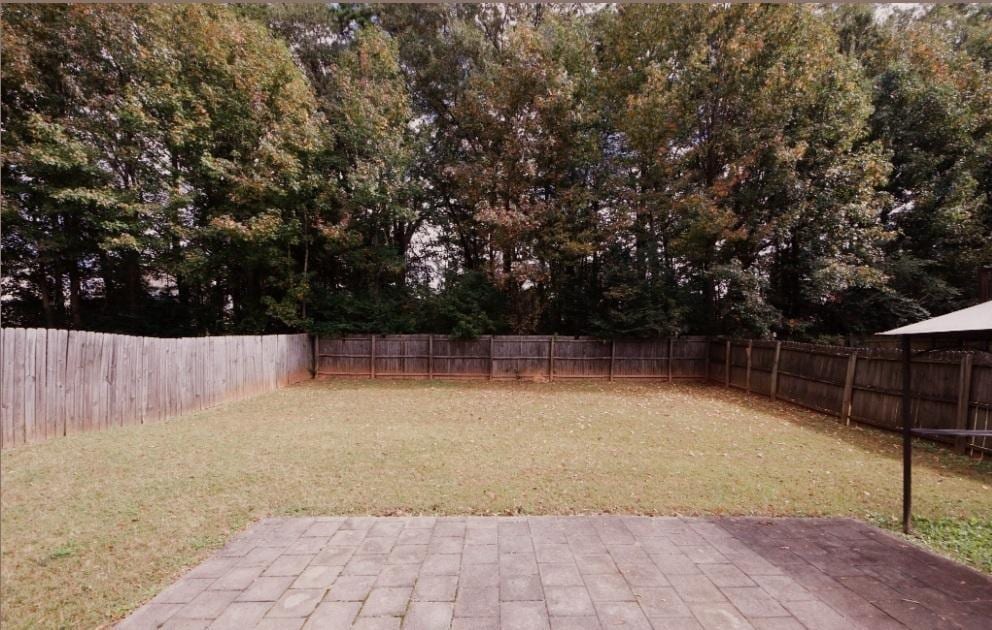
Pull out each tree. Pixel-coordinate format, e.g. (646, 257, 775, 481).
(2, 6, 158, 330)
(865, 7, 992, 319)
(264, 7, 427, 333)
(2, 5, 328, 334)
(3, 4, 988, 340)
(601, 4, 890, 337)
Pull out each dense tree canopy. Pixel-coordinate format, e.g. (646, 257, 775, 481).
(3, 4, 990, 340)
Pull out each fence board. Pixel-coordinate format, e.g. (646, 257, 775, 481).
(64, 331, 80, 434)
(89, 332, 101, 431)
(970, 364, 992, 453)
(23, 328, 37, 443)
(46, 328, 60, 440)
(0, 330, 9, 446)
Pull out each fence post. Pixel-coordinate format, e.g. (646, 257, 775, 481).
(668, 338, 674, 382)
(549, 335, 555, 382)
(842, 351, 858, 425)
(311, 334, 318, 379)
(609, 339, 616, 382)
(428, 335, 433, 380)
(370, 334, 376, 379)
(724, 340, 731, 388)
(955, 354, 974, 453)
(704, 337, 711, 381)
(770, 341, 781, 400)
(489, 335, 495, 380)
(745, 340, 753, 393)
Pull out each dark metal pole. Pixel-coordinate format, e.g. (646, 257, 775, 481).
(902, 334, 912, 534)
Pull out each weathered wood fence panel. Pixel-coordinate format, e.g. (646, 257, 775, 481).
(710, 339, 992, 455)
(777, 344, 848, 416)
(316, 335, 711, 381)
(969, 364, 992, 454)
(553, 337, 611, 379)
(494, 335, 552, 380)
(0, 328, 311, 448)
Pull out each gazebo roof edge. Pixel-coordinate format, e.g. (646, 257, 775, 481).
(878, 300, 992, 336)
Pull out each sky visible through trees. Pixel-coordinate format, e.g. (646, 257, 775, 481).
(2, 4, 990, 340)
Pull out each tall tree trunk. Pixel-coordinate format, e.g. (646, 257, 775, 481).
(124, 251, 141, 318)
(176, 273, 191, 331)
(36, 268, 55, 328)
(301, 209, 309, 320)
(54, 270, 67, 326)
(98, 251, 115, 320)
(68, 262, 82, 328)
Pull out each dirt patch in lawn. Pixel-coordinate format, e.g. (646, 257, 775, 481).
(2, 380, 989, 628)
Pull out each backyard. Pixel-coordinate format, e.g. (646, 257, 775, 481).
(1, 379, 990, 628)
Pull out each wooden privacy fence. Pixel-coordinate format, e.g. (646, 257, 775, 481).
(315, 335, 710, 381)
(317, 334, 991, 454)
(5, 329, 990, 455)
(708, 339, 992, 456)
(0, 328, 312, 449)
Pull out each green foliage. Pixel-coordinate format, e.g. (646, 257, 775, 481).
(867, 10, 992, 317)
(421, 271, 508, 339)
(3, 4, 990, 339)
(2, 5, 326, 334)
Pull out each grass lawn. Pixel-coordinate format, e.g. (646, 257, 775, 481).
(1, 379, 990, 628)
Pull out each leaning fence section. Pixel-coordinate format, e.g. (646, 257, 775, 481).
(315, 335, 711, 381)
(708, 339, 992, 456)
(0, 328, 312, 448)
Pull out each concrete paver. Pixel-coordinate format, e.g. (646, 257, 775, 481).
(118, 517, 992, 629)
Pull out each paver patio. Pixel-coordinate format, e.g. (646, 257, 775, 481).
(118, 516, 992, 630)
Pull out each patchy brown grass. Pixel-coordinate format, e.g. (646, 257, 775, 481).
(1, 379, 989, 628)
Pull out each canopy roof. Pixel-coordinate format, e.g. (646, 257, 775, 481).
(879, 300, 992, 336)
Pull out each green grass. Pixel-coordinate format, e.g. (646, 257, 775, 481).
(1, 379, 989, 628)
(881, 516, 992, 573)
